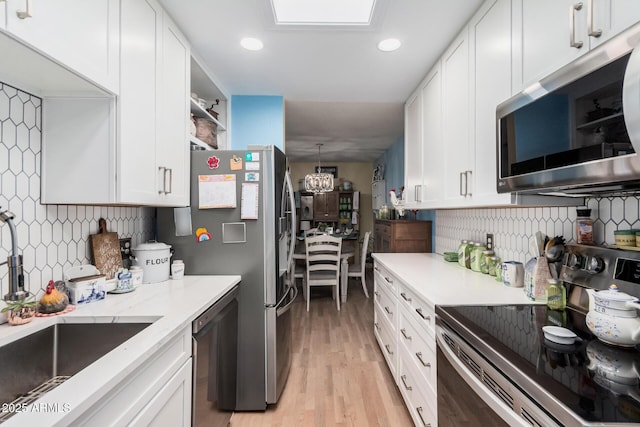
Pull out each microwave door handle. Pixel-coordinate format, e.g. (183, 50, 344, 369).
(587, 0, 602, 38)
(570, 3, 584, 49)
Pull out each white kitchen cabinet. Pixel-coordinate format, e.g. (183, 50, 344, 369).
(404, 90, 423, 205)
(518, 0, 640, 90)
(129, 359, 192, 426)
(71, 327, 192, 426)
(404, 61, 443, 207)
(420, 63, 444, 205)
(374, 260, 438, 427)
(3, 0, 119, 94)
(467, 0, 513, 205)
(41, 0, 190, 206)
(442, 28, 472, 204)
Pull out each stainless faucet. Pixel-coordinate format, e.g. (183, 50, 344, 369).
(0, 208, 27, 302)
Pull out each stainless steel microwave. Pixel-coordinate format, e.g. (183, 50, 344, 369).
(497, 22, 640, 196)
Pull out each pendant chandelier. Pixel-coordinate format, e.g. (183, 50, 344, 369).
(304, 144, 334, 193)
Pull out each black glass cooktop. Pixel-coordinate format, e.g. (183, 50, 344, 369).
(437, 304, 640, 426)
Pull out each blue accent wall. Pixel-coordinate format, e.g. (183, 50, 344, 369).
(375, 137, 436, 251)
(230, 95, 284, 150)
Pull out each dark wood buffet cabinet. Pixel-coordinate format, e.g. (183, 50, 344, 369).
(374, 220, 432, 253)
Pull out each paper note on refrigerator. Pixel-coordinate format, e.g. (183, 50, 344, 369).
(198, 174, 237, 209)
(241, 183, 259, 220)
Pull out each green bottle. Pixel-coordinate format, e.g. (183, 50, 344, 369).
(546, 279, 566, 311)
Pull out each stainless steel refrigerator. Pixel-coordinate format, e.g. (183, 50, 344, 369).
(157, 146, 297, 411)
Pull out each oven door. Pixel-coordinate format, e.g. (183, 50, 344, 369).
(436, 325, 558, 427)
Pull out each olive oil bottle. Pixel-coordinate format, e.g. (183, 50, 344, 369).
(546, 279, 566, 311)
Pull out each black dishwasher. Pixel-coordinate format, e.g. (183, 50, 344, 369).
(192, 285, 239, 427)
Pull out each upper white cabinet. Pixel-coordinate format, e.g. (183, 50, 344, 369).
(442, 29, 471, 204)
(2, 0, 119, 94)
(468, 0, 513, 205)
(404, 90, 423, 205)
(41, 0, 190, 206)
(518, 0, 640, 89)
(118, 0, 190, 206)
(420, 63, 444, 205)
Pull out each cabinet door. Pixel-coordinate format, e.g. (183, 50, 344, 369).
(608, 1, 640, 43)
(157, 15, 190, 206)
(118, 0, 161, 205)
(129, 359, 192, 426)
(468, 0, 513, 205)
(521, 0, 586, 88)
(5, 0, 119, 93)
(404, 90, 423, 204)
(324, 192, 339, 221)
(420, 62, 443, 204)
(442, 28, 471, 203)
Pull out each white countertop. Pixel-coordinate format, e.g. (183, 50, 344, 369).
(372, 253, 536, 307)
(0, 275, 241, 426)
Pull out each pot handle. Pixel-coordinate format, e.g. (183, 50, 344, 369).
(626, 300, 640, 310)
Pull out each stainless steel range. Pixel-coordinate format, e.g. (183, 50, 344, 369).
(436, 244, 640, 427)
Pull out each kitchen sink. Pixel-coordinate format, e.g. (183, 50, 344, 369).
(0, 322, 152, 422)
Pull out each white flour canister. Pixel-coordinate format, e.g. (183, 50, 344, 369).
(131, 241, 173, 283)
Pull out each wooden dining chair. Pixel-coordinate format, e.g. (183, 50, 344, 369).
(305, 234, 342, 311)
(347, 231, 371, 298)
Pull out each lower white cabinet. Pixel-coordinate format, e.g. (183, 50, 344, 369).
(71, 327, 192, 426)
(374, 261, 438, 427)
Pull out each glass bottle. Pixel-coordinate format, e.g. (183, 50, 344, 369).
(480, 250, 494, 274)
(546, 279, 566, 310)
(576, 207, 593, 245)
(457, 240, 469, 268)
(470, 243, 487, 272)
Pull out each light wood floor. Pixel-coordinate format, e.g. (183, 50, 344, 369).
(230, 268, 413, 427)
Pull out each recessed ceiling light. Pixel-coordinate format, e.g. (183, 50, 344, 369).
(271, 0, 376, 25)
(241, 37, 264, 51)
(377, 38, 401, 52)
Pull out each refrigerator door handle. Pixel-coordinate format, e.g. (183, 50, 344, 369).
(276, 284, 298, 317)
(284, 171, 296, 275)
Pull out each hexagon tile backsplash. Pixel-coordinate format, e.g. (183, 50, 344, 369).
(435, 197, 640, 263)
(0, 82, 154, 299)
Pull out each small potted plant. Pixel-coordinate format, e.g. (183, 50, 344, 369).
(2, 293, 37, 325)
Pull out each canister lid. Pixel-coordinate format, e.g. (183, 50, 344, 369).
(576, 207, 591, 217)
(133, 241, 172, 251)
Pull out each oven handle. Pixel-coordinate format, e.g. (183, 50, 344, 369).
(435, 326, 532, 427)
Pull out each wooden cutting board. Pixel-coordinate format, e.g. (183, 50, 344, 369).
(90, 218, 122, 280)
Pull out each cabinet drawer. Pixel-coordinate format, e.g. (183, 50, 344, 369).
(374, 281, 397, 330)
(374, 262, 397, 293)
(374, 304, 397, 379)
(398, 347, 437, 427)
(398, 282, 435, 338)
(399, 308, 437, 393)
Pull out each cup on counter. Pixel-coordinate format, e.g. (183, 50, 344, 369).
(502, 261, 524, 288)
(130, 266, 143, 286)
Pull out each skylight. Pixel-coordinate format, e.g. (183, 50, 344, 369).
(271, 0, 377, 25)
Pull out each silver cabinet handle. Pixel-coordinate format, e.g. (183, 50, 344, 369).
(384, 276, 393, 285)
(16, 0, 32, 19)
(374, 322, 381, 332)
(416, 407, 430, 427)
(587, 0, 601, 37)
(374, 290, 380, 298)
(414, 184, 422, 202)
(166, 168, 173, 194)
(570, 3, 584, 49)
(384, 306, 393, 316)
(374, 266, 380, 272)
(400, 375, 412, 391)
(459, 171, 465, 196)
(158, 166, 166, 194)
(416, 308, 431, 321)
(385, 344, 393, 355)
(401, 328, 411, 340)
(416, 352, 431, 368)
(465, 170, 472, 196)
(400, 292, 412, 302)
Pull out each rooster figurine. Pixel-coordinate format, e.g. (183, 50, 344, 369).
(389, 187, 406, 217)
(38, 280, 69, 314)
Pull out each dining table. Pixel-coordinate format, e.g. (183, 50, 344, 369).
(293, 236, 356, 303)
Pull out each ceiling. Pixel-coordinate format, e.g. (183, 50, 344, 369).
(158, 0, 484, 162)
